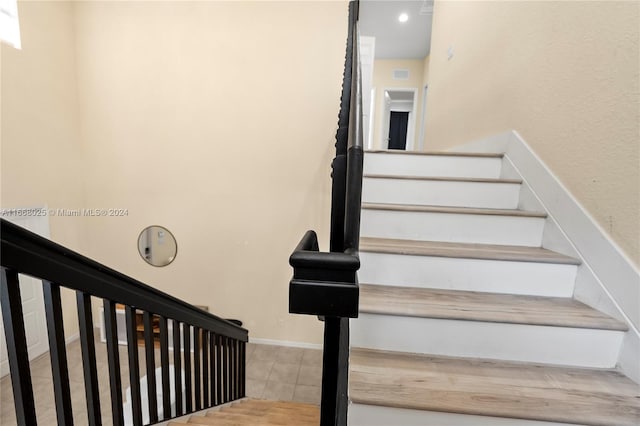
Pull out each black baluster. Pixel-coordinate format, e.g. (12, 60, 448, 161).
(43, 281, 73, 425)
(159, 316, 171, 419)
(183, 324, 192, 413)
(216, 334, 223, 404)
(202, 331, 209, 407)
(234, 340, 239, 400)
(76, 291, 101, 425)
(239, 341, 246, 398)
(194, 327, 201, 410)
(173, 320, 183, 416)
(209, 333, 216, 405)
(125, 307, 142, 426)
(143, 312, 158, 423)
(223, 336, 229, 403)
(1, 268, 36, 425)
(230, 339, 236, 400)
(103, 300, 124, 425)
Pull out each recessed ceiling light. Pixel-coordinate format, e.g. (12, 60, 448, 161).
(398, 13, 409, 23)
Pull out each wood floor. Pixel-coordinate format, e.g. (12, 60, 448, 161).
(359, 284, 628, 330)
(360, 237, 581, 264)
(350, 348, 640, 426)
(168, 399, 319, 426)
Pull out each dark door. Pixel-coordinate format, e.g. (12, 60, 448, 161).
(388, 111, 409, 150)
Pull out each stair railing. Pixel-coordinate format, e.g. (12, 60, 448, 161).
(1, 218, 248, 425)
(289, 1, 363, 426)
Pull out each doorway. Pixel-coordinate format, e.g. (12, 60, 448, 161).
(380, 88, 418, 151)
(388, 111, 409, 150)
(0, 213, 50, 378)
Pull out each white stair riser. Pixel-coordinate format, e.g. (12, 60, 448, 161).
(359, 252, 577, 297)
(364, 154, 502, 179)
(362, 178, 520, 209)
(351, 314, 623, 368)
(361, 209, 545, 246)
(349, 404, 578, 426)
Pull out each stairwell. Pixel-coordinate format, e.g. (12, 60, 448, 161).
(349, 150, 640, 426)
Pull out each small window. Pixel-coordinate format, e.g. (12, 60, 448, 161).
(0, 0, 21, 49)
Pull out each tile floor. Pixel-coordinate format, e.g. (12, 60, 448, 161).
(0, 336, 321, 425)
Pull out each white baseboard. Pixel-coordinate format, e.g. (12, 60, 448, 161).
(66, 332, 80, 345)
(249, 337, 322, 350)
(449, 130, 640, 382)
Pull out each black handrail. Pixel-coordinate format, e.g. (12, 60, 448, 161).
(289, 1, 363, 425)
(1, 218, 248, 425)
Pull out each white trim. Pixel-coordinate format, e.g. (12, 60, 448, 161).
(368, 87, 376, 150)
(0, 0, 21, 49)
(249, 337, 322, 350)
(448, 130, 640, 382)
(418, 84, 428, 150)
(505, 130, 639, 332)
(379, 87, 419, 150)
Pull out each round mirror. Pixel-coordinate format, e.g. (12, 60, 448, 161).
(137, 226, 177, 267)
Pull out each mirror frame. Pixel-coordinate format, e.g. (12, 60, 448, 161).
(137, 225, 178, 267)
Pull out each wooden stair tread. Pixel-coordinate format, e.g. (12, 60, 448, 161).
(362, 203, 547, 218)
(230, 399, 319, 413)
(365, 149, 503, 158)
(364, 174, 522, 184)
(360, 237, 581, 265)
(183, 399, 319, 426)
(362, 202, 547, 218)
(359, 284, 627, 331)
(217, 406, 318, 418)
(350, 348, 640, 426)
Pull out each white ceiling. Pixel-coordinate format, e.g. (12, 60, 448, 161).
(359, 0, 433, 59)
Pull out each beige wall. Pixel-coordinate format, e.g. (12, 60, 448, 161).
(371, 59, 425, 150)
(1, 1, 348, 345)
(1, 1, 85, 338)
(424, 1, 640, 265)
(72, 1, 347, 344)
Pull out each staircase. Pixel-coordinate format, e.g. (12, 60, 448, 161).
(168, 399, 319, 425)
(349, 150, 640, 425)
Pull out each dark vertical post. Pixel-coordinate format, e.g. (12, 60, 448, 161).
(202, 331, 209, 407)
(76, 291, 102, 425)
(143, 312, 158, 423)
(103, 300, 124, 425)
(172, 320, 183, 416)
(222, 336, 229, 403)
(320, 317, 340, 426)
(159, 316, 171, 419)
(183, 324, 192, 412)
(239, 341, 246, 398)
(216, 334, 223, 404)
(42, 281, 73, 425)
(231, 339, 237, 400)
(125, 307, 143, 426)
(193, 327, 201, 410)
(209, 333, 216, 405)
(1, 268, 36, 425)
(335, 317, 350, 426)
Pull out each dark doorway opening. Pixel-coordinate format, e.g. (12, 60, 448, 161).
(388, 111, 409, 150)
